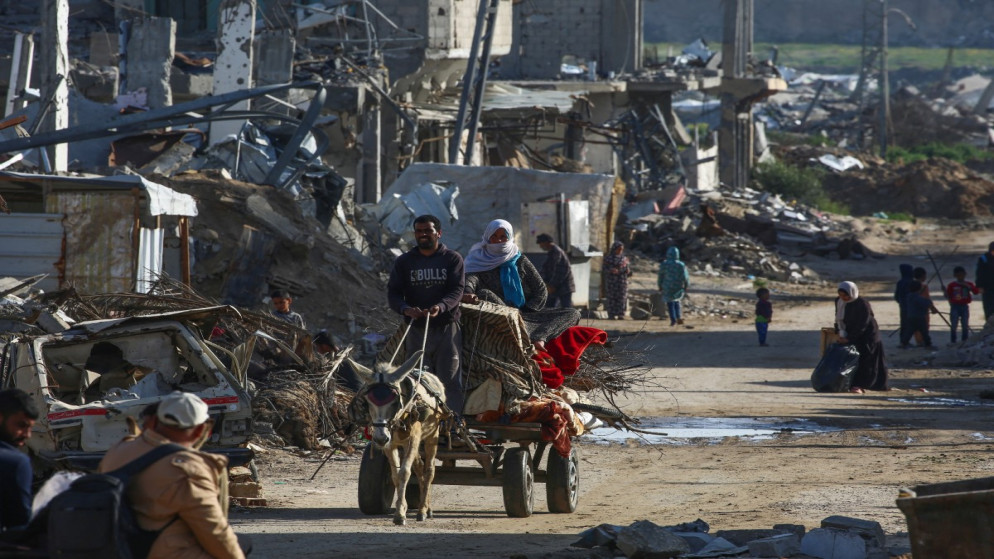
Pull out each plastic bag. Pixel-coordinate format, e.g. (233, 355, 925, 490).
(811, 343, 860, 392)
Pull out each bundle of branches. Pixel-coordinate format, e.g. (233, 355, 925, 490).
(563, 335, 655, 417)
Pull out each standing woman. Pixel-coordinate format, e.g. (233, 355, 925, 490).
(658, 246, 689, 326)
(835, 281, 889, 393)
(603, 241, 632, 320)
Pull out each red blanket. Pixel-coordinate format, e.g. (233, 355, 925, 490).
(532, 326, 608, 388)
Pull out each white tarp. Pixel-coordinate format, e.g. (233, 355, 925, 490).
(374, 182, 461, 244)
(817, 154, 865, 173)
(380, 164, 615, 254)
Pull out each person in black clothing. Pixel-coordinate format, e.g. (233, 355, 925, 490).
(906, 280, 938, 350)
(975, 241, 994, 321)
(536, 233, 575, 309)
(835, 281, 889, 394)
(386, 214, 466, 415)
(895, 263, 914, 348)
(0, 389, 37, 532)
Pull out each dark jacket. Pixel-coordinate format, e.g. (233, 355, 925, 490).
(0, 441, 32, 531)
(838, 297, 881, 346)
(539, 244, 575, 293)
(977, 253, 994, 291)
(908, 292, 935, 319)
(894, 264, 914, 307)
(387, 243, 465, 327)
(755, 299, 773, 323)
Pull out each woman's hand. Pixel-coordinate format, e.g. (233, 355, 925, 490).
(837, 337, 849, 344)
(461, 293, 480, 304)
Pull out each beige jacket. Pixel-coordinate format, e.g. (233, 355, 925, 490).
(98, 430, 244, 559)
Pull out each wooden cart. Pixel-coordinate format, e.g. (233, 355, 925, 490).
(358, 421, 579, 518)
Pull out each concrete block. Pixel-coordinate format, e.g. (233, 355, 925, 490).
(616, 520, 690, 559)
(672, 531, 714, 553)
(821, 515, 885, 547)
(801, 528, 867, 559)
(747, 533, 801, 558)
(715, 529, 786, 547)
(773, 523, 806, 539)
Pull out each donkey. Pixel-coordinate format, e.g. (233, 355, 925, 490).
(353, 350, 448, 525)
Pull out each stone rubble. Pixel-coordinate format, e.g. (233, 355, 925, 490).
(559, 515, 910, 559)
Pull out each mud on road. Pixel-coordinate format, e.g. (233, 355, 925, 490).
(234, 218, 994, 558)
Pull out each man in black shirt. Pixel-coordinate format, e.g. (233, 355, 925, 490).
(976, 241, 994, 321)
(537, 233, 575, 309)
(387, 215, 466, 415)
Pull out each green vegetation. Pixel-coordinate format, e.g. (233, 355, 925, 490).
(766, 130, 834, 148)
(645, 42, 994, 72)
(751, 160, 849, 214)
(883, 212, 915, 222)
(887, 142, 994, 164)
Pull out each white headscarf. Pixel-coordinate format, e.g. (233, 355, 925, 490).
(835, 281, 859, 338)
(464, 219, 520, 273)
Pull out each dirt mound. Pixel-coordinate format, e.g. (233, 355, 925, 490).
(822, 158, 994, 218)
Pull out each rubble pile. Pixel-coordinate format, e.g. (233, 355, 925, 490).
(771, 143, 994, 219)
(933, 315, 994, 368)
(159, 171, 388, 338)
(620, 193, 831, 283)
(555, 514, 908, 559)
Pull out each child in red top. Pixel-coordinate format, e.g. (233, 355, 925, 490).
(945, 266, 979, 343)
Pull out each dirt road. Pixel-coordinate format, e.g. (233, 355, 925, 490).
(235, 219, 994, 558)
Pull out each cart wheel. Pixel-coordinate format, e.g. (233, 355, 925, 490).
(502, 447, 534, 517)
(546, 447, 579, 513)
(358, 445, 394, 515)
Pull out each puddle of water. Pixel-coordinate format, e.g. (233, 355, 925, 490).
(886, 397, 994, 407)
(586, 417, 841, 446)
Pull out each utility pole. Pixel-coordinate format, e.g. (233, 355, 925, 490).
(879, 0, 890, 158)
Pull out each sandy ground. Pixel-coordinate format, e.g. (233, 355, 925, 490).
(233, 218, 994, 558)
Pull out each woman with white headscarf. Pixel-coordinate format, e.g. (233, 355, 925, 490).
(835, 281, 889, 393)
(463, 219, 579, 349)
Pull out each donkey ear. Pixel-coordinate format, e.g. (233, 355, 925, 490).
(347, 358, 374, 383)
(390, 350, 424, 384)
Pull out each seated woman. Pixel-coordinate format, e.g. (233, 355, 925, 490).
(461, 219, 580, 351)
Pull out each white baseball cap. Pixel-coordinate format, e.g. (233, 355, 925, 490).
(157, 392, 210, 429)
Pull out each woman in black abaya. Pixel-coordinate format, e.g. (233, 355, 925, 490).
(835, 281, 889, 393)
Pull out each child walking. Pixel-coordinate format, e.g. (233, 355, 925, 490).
(907, 280, 938, 349)
(755, 287, 772, 347)
(945, 266, 979, 343)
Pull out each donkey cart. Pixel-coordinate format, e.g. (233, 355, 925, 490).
(358, 421, 579, 518)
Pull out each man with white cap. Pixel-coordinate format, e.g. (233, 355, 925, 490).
(98, 392, 247, 558)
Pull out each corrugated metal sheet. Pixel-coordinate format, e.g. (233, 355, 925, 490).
(136, 227, 164, 294)
(47, 192, 134, 293)
(0, 213, 63, 292)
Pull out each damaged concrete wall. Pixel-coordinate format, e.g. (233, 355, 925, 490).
(371, 0, 512, 84)
(502, 0, 641, 79)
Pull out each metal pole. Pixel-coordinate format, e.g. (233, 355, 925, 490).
(879, 0, 889, 158)
(448, 0, 489, 165)
(462, 0, 500, 165)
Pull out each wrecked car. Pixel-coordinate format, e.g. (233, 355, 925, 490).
(0, 307, 253, 470)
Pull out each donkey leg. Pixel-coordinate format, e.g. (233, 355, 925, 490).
(387, 445, 408, 525)
(394, 431, 421, 525)
(419, 421, 441, 521)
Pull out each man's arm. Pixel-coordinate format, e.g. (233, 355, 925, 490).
(168, 459, 245, 559)
(435, 253, 465, 314)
